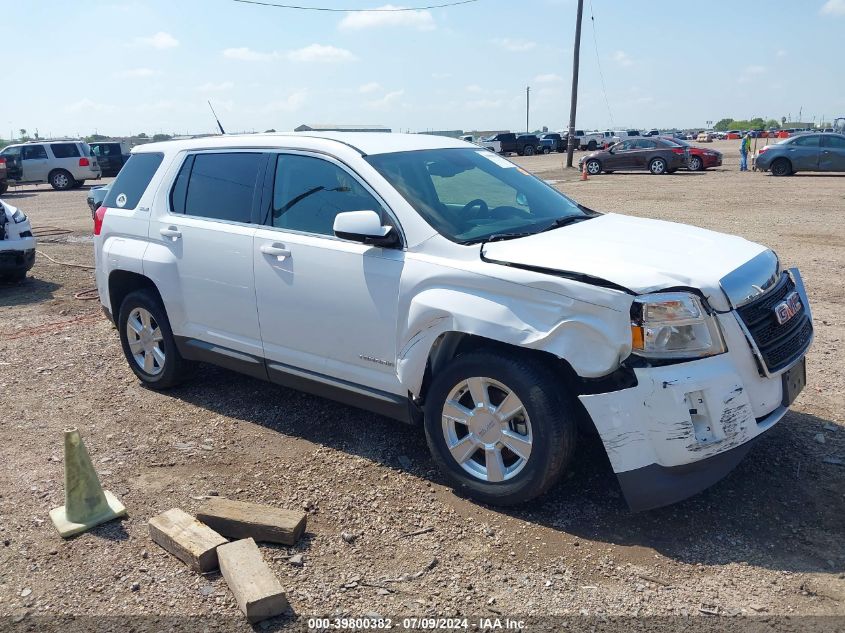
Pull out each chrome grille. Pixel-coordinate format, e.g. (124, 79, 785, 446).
(736, 273, 812, 373)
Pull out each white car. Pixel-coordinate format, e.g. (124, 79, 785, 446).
(0, 200, 36, 280)
(94, 133, 813, 511)
(0, 140, 102, 190)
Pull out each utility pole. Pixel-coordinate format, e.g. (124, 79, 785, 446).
(566, 0, 584, 168)
(526, 86, 530, 135)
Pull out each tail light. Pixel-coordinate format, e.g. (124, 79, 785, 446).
(79, 157, 90, 167)
(759, 145, 771, 154)
(672, 148, 685, 155)
(0, 157, 6, 166)
(94, 206, 108, 236)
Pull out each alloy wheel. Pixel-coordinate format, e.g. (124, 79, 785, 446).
(650, 158, 666, 174)
(441, 377, 533, 483)
(689, 156, 702, 171)
(586, 160, 601, 175)
(126, 307, 165, 375)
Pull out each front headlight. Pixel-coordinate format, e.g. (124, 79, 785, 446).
(630, 292, 726, 359)
(12, 209, 27, 224)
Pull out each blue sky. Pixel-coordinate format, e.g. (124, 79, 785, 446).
(5, 0, 845, 137)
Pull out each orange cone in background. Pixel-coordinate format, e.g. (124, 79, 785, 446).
(581, 161, 589, 181)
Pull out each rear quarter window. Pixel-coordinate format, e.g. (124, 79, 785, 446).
(50, 143, 81, 159)
(103, 153, 164, 210)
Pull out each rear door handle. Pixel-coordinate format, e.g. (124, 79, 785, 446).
(260, 243, 291, 261)
(160, 226, 182, 241)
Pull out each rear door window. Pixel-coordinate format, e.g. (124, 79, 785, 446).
(791, 135, 820, 147)
(103, 153, 164, 210)
(50, 143, 81, 159)
(822, 135, 845, 149)
(172, 152, 264, 223)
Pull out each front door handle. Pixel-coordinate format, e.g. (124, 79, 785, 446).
(160, 226, 182, 241)
(260, 243, 291, 261)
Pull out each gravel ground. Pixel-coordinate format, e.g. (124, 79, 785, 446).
(1, 139, 843, 631)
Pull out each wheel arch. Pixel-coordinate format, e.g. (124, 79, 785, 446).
(108, 270, 163, 323)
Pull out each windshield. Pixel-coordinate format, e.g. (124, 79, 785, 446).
(366, 148, 590, 244)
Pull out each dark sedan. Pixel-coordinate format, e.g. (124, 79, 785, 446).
(662, 137, 722, 171)
(755, 133, 845, 176)
(579, 137, 688, 175)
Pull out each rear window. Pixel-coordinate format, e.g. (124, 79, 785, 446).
(170, 152, 263, 223)
(103, 153, 164, 210)
(50, 143, 81, 159)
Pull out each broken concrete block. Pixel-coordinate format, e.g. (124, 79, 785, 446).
(197, 497, 306, 545)
(148, 508, 227, 573)
(218, 538, 288, 623)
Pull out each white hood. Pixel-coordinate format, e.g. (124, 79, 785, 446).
(481, 213, 769, 308)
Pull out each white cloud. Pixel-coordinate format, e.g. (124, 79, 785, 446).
(287, 44, 357, 63)
(821, 0, 845, 16)
(367, 89, 404, 110)
(466, 98, 503, 110)
(339, 5, 435, 30)
(492, 38, 536, 52)
(223, 47, 279, 61)
(115, 67, 157, 78)
(359, 82, 383, 94)
(135, 31, 179, 49)
(65, 98, 114, 113)
(776, 49, 787, 57)
(612, 50, 633, 67)
(197, 81, 234, 92)
(534, 73, 563, 83)
(465, 84, 483, 93)
(263, 90, 308, 113)
(744, 64, 767, 74)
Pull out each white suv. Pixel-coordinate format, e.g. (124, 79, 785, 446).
(1, 140, 102, 190)
(93, 133, 813, 511)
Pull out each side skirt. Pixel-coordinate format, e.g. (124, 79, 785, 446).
(174, 336, 412, 423)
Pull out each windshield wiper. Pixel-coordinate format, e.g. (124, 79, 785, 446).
(540, 215, 593, 233)
(484, 231, 538, 243)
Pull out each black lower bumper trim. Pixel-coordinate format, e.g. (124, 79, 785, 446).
(616, 428, 771, 512)
(0, 248, 35, 273)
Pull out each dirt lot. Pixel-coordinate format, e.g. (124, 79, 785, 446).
(1, 139, 843, 630)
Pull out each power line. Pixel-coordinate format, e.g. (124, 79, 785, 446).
(232, 0, 480, 11)
(588, 0, 614, 129)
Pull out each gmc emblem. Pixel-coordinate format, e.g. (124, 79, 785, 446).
(774, 291, 802, 325)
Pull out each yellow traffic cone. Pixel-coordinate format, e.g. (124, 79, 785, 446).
(49, 428, 126, 538)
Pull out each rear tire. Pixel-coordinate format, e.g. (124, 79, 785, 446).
(542, 147, 550, 154)
(771, 158, 792, 176)
(118, 289, 192, 390)
(423, 350, 577, 506)
(0, 181, 8, 195)
(649, 157, 668, 175)
(49, 169, 74, 191)
(522, 146, 535, 156)
(587, 140, 597, 151)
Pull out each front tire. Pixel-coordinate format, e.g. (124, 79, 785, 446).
(522, 146, 535, 156)
(49, 169, 74, 190)
(587, 140, 597, 151)
(424, 350, 577, 506)
(771, 158, 792, 176)
(118, 289, 192, 390)
(688, 156, 703, 171)
(649, 157, 667, 175)
(585, 159, 602, 175)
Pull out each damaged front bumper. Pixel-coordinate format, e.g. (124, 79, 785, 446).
(579, 268, 812, 511)
(579, 353, 793, 511)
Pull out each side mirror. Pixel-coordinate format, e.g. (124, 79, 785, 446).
(333, 210, 399, 247)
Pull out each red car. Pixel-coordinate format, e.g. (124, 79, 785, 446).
(662, 137, 722, 171)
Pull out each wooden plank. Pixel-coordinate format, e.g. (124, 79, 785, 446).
(148, 508, 228, 573)
(218, 538, 288, 623)
(196, 497, 306, 545)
